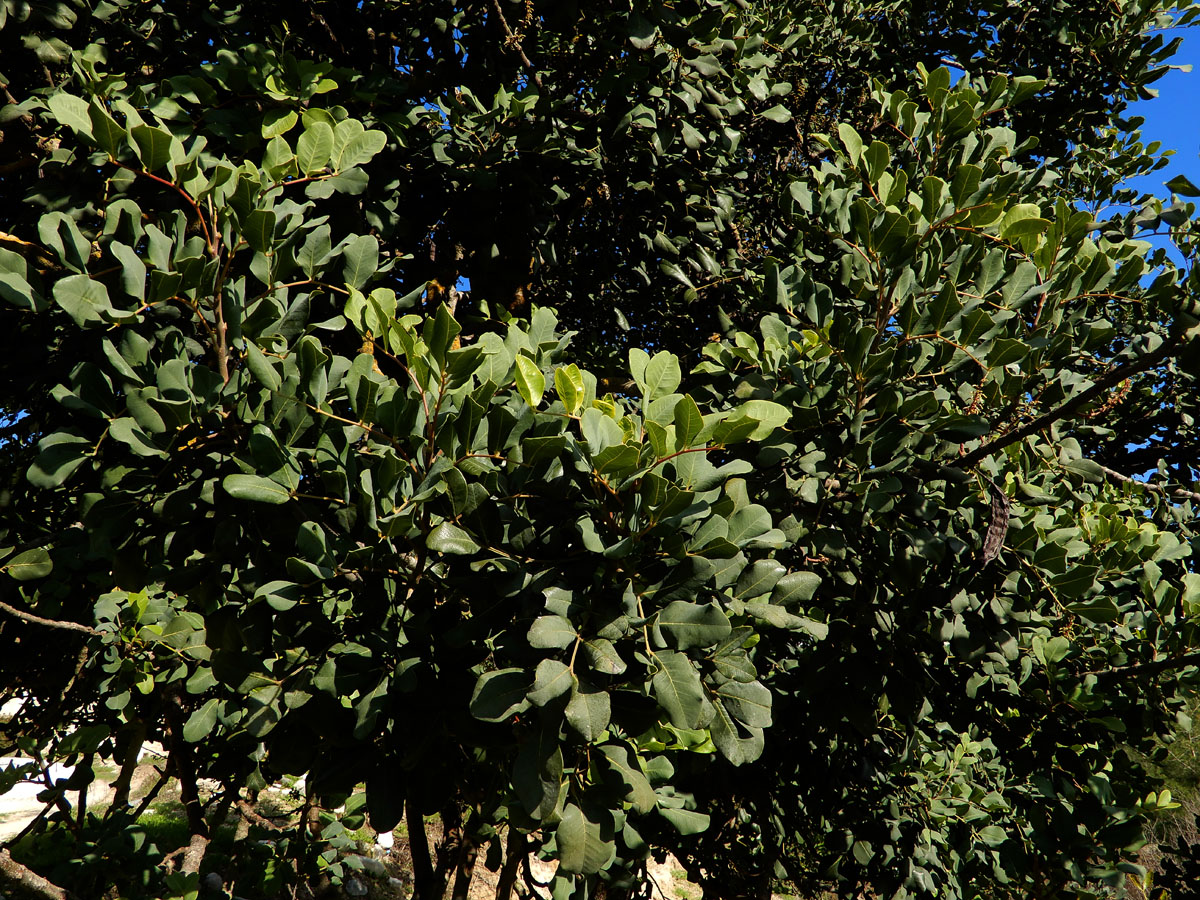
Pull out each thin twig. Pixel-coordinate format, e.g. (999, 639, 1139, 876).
(0, 598, 99, 636)
(112, 162, 214, 254)
(490, 0, 543, 88)
(1095, 463, 1200, 504)
(1081, 652, 1200, 682)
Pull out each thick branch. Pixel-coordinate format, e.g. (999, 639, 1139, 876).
(236, 799, 284, 831)
(163, 705, 210, 875)
(0, 599, 99, 636)
(958, 337, 1179, 469)
(0, 849, 70, 900)
(495, 829, 525, 900)
(406, 789, 440, 900)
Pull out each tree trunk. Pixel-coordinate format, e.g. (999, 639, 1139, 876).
(449, 830, 477, 900)
(495, 828, 525, 900)
(108, 720, 146, 809)
(406, 790, 440, 900)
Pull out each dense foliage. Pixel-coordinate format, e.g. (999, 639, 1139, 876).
(3, 2, 1200, 899)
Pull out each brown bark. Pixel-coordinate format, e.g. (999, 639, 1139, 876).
(108, 721, 146, 810)
(449, 830, 478, 900)
(406, 790, 440, 900)
(163, 705, 209, 875)
(495, 829, 525, 900)
(0, 849, 70, 900)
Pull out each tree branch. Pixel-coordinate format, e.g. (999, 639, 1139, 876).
(0, 849, 71, 900)
(489, 0, 543, 88)
(1095, 462, 1200, 504)
(1082, 652, 1200, 682)
(0, 598, 99, 636)
(958, 337, 1179, 469)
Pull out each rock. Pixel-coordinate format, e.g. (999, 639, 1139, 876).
(344, 875, 369, 897)
(348, 854, 387, 877)
(375, 829, 394, 850)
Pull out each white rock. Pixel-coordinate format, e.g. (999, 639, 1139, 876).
(375, 830, 394, 850)
(360, 855, 387, 877)
(1, 697, 25, 718)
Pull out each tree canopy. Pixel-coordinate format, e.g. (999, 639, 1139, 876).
(3, 2, 1200, 899)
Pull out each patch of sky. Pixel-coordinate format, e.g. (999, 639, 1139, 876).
(1119, 24, 1199, 267)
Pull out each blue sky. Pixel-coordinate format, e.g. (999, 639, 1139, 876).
(1126, 26, 1200, 200)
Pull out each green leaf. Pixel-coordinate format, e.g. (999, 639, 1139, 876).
(336, 129, 387, 170)
(556, 803, 614, 874)
(109, 241, 146, 301)
(710, 694, 765, 765)
(1166, 174, 1200, 197)
(528, 660, 574, 706)
(760, 104, 792, 123)
(426, 522, 480, 555)
(599, 745, 656, 814)
(715, 679, 772, 728)
(735, 560, 786, 599)
(255, 580, 303, 612)
(725, 505, 772, 547)
(652, 650, 705, 729)
(47, 92, 93, 137)
(470, 669, 531, 722)
(528, 615, 577, 650)
(628, 348, 650, 392)
(978, 825, 1007, 847)
(673, 395, 703, 449)
(1062, 459, 1106, 483)
(515, 356, 546, 408)
(554, 364, 585, 415)
(744, 603, 828, 638)
(837, 122, 863, 166)
(514, 726, 564, 821)
(342, 234, 379, 289)
(1000, 203, 1049, 240)
(1050, 564, 1100, 600)
(770, 571, 821, 606)
(565, 680, 611, 741)
(183, 698, 219, 742)
(1066, 596, 1120, 623)
(643, 351, 681, 402)
(53, 276, 112, 326)
(223, 474, 292, 505)
(423, 302, 461, 366)
(582, 638, 626, 675)
(27, 434, 91, 488)
(243, 209, 276, 253)
(4, 548, 52, 581)
(244, 342, 281, 391)
(727, 400, 790, 441)
(130, 124, 174, 172)
(657, 807, 710, 835)
(261, 108, 298, 139)
(657, 601, 732, 650)
(297, 121, 334, 175)
(39, 213, 90, 273)
(88, 102, 126, 155)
